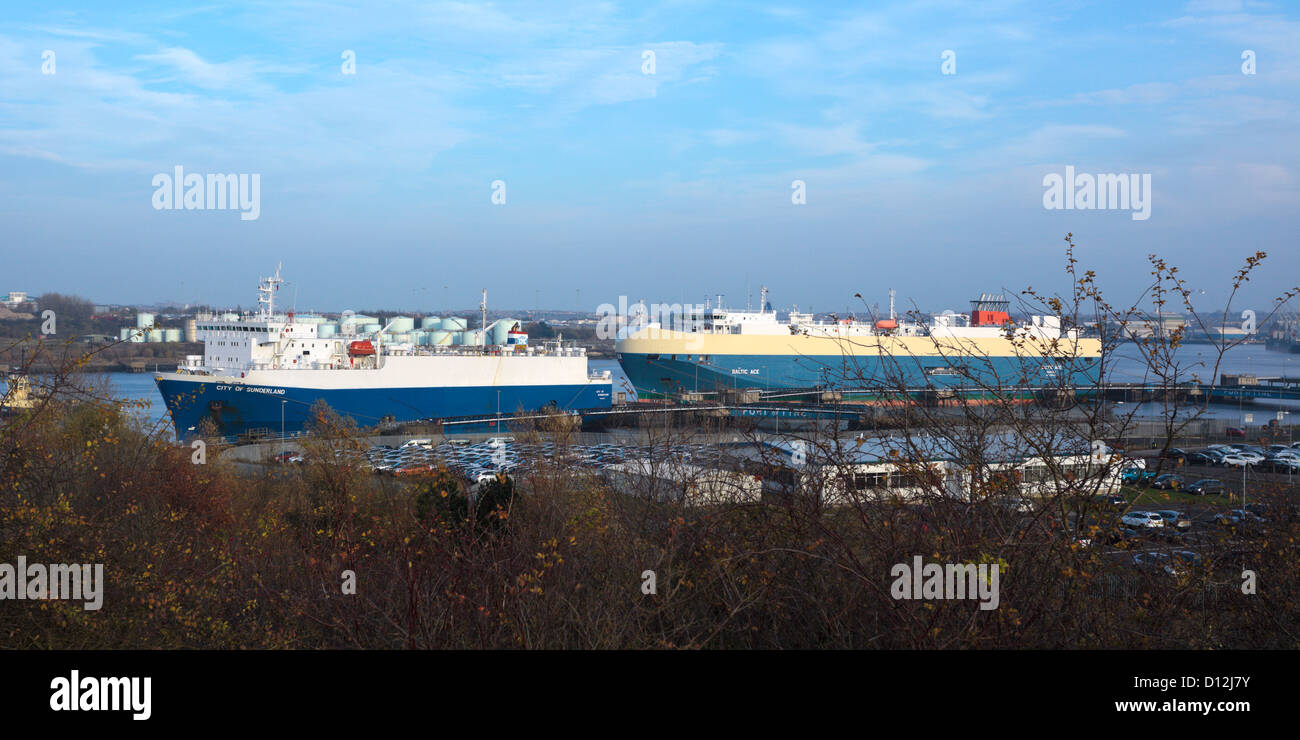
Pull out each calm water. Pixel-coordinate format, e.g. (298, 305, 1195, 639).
(80, 345, 1300, 429)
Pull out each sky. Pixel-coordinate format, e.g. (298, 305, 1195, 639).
(1, 0, 1298, 317)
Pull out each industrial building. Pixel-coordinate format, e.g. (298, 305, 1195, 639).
(601, 435, 1121, 507)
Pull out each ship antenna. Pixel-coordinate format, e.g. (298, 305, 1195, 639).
(259, 262, 284, 319)
(889, 288, 896, 321)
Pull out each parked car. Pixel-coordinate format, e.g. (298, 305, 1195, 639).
(1185, 479, 1224, 496)
(1155, 510, 1192, 531)
(1226, 427, 1247, 438)
(1121, 511, 1164, 529)
(1187, 451, 1220, 465)
(994, 497, 1034, 513)
(1107, 527, 1144, 547)
(1267, 457, 1300, 473)
(1220, 453, 1254, 468)
(1151, 474, 1183, 490)
(1121, 467, 1157, 485)
(1159, 448, 1188, 463)
(1133, 550, 1201, 576)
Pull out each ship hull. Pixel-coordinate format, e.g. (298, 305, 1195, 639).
(615, 329, 1101, 395)
(156, 376, 611, 438)
(617, 351, 1098, 394)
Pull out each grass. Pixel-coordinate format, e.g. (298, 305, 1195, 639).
(1122, 485, 1239, 507)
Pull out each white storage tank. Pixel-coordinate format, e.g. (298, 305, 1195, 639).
(136, 312, 155, 329)
(420, 316, 441, 330)
(390, 316, 416, 333)
(163, 328, 182, 343)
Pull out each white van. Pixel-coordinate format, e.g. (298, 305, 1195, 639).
(401, 439, 433, 449)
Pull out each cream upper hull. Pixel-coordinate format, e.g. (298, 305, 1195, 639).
(617, 328, 1102, 360)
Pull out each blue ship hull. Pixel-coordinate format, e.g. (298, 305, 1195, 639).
(617, 352, 1099, 395)
(155, 378, 611, 438)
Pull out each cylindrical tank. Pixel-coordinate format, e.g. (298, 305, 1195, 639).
(136, 312, 155, 329)
(119, 327, 133, 341)
(163, 328, 182, 342)
(389, 316, 415, 333)
(363, 323, 381, 334)
(420, 316, 441, 330)
(318, 323, 337, 338)
(391, 333, 412, 344)
(146, 329, 164, 343)
(430, 330, 453, 345)
(442, 317, 468, 332)
(491, 319, 517, 346)
(459, 330, 484, 346)
(185, 318, 197, 342)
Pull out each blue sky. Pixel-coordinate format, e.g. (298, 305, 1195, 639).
(2, 0, 1298, 315)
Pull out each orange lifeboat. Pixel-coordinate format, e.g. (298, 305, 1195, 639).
(875, 319, 898, 330)
(348, 340, 376, 357)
